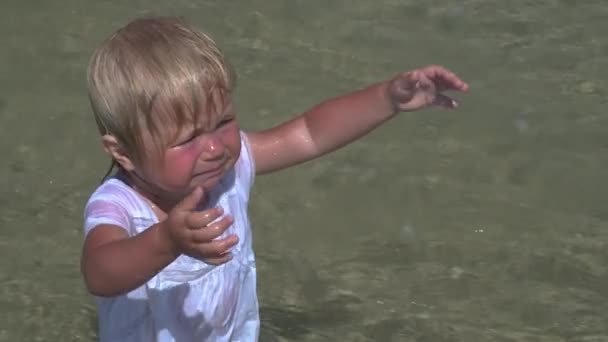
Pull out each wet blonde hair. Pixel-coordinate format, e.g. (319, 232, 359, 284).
(87, 16, 235, 169)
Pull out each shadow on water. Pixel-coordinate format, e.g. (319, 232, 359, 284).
(260, 296, 358, 341)
(255, 251, 362, 340)
(86, 306, 99, 341)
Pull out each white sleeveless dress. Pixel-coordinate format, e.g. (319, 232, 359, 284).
(83, 133, 259, 341)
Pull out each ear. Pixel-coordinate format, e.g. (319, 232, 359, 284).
(101, 135, 136, 172)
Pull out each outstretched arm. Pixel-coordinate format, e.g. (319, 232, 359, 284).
(246, 65, 468, 175)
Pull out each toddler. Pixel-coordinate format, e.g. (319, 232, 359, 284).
(82, 16, 468, 342)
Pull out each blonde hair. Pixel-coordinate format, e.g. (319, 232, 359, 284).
(87, 16, 235, 168)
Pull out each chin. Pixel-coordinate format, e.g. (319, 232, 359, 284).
(194, 173, 223, 191)
(202, 179, 222, 191)
(196, 160, 235, 190)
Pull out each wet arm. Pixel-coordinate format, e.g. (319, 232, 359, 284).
(81, 223, 178, 297)
(247, 81, 395, 174)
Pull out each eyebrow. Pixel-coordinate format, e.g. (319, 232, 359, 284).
(204, 105, 234, 130)
(170, 125, 200, 146)
(173, 103, 234, 143)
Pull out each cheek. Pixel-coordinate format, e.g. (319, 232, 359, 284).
(221, 124, 241, 161)
(163, 148, 199, 180)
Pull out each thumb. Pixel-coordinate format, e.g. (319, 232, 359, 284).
(432, 93, 459, 109)
(176, 187, 204, 212)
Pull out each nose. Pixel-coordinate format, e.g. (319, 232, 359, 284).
(199, 134, 225, 160)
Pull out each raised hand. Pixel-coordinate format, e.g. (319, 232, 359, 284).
(162, 187, 238, 265)
(387, 65, 469, 112)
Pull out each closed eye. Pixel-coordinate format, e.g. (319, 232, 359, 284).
(172, 129, 201, 147)
(218, 117, 234, 128)
(171, 117, 234, 148)
(176, 134, 196, 146)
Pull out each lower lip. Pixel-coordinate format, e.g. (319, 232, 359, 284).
(197, 166, 223, 179)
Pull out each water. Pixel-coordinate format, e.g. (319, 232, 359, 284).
(1, 0, 608, 341)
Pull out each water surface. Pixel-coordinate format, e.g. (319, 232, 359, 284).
(1, 1, 607, 341)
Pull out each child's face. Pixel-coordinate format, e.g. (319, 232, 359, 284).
(138, 100, 241, 196)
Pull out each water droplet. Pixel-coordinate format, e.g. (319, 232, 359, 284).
(577, 81, 596, 94)
(400, 224, 416, 242)
(450, 266, 464, 279)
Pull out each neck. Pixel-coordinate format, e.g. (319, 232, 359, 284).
(118, 170, 182, 214)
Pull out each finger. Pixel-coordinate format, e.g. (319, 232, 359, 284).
(432, 93, 459, 109)
(424, 65, 468, 92)
(435, 75, 469, 93)
(175, 187, 205, 212)
(195, 235, 239, 257)
(185, 207, 224, 229)
(201, 253, 233, 266)
(191, 216, 235, 242)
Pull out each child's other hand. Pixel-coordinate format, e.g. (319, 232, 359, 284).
(163, 187, 238, 265)
(387, 65, 469, 112)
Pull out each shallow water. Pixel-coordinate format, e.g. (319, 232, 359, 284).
(1, 0, 608, 341)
